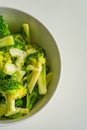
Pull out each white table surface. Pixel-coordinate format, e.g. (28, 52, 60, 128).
(0, 0, 87, 130)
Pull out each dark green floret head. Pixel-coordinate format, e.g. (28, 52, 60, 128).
(0, 79, 21, 93)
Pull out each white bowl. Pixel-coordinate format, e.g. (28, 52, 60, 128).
(0, 7, 61, 125)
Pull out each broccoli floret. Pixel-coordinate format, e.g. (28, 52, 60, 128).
(0, 16, 10, 38)
(27, 49, 45, 64)
(26, 50, 46, 94)
(21, 23, 30, 43)
(0, 35, 14, 48)
(0, 50, 12, 71)
(0, 78, 28, 117)
(12, 34, 25, 50)
(25, 44, 38, 55)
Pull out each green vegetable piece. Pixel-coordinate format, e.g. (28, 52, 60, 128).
(37, 63, 47, 95)
(46, 72, 53, 86)
(0, 35, 14, 48)
(26, 93, 38, 110)
(0, 18, 53, 119)
(12, 70, 26, 82)
(0, 78, 27, 116)
(12, 34, 25, 50)
(0, 16, 10, 38)
(26, 50, 45, 94)
(21, 23, 30, 43)
(26, 86, 42, 110)
(27, 68, 42, 94)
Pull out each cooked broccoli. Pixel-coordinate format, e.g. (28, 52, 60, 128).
(0, 78, 28, 117)
(0, 35, 14, 48)
(21, 23, 30, 43)
(26, 85, 42, 110)
(25, 43, 45, 56)
(12, 70, 26, 82)
(0, 50, 12, 71)
(26, 50, 46, 94)
(0, 16, 10, 38)
(12, 34, 25, 50)
(37, 63, 47, 95)
(0, 16, 53, 119)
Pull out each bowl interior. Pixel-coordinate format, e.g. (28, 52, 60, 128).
(0, 7, 61, 124)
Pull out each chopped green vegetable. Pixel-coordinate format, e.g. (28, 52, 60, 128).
(0, 35, 14, 48)
(12, 33, 25, 50)
(0, 16, 52, 119)
(37, 63, 47, 95)
(21, 23, 30, 43)
(0, 16, 10, 38)
(46, 72, 53, 86)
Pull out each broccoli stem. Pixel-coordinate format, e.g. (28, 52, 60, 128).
(46, 72, 53, 87)
(5, 95, 16, 115)
(0, 35, 14, 48)
(0, 104, 7, 117)
(5, 95, 29, 117)
(21, 23, 30, 43)
(37, 63, 47, 95)
(17, 108, 29, 114)
(26, 94, 30, 109)
(27, 66, 42, 94)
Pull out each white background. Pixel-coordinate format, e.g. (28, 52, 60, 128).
(0, 0, 87, 130)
